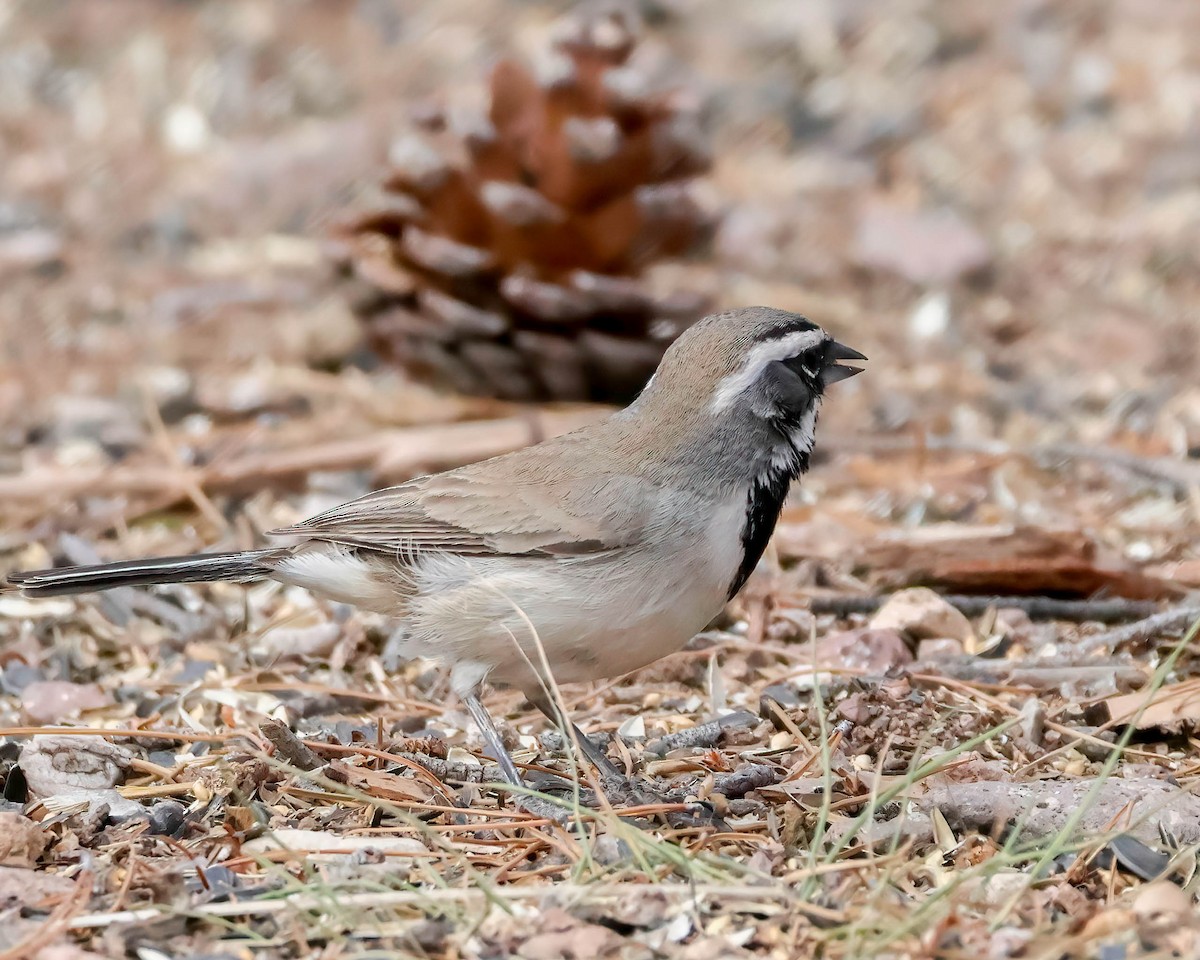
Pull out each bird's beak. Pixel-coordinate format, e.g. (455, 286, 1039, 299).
(822, 339, 867, 384)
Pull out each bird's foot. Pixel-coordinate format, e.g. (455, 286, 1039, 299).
(595, 774, 730, 832)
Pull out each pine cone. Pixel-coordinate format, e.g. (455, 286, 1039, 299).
(335, 7, 715, 403)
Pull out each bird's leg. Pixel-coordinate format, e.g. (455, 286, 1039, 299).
(462, 691, 590, 826)
(529, 691, 728, 830)
(530, 694, 624, 780)
(571, 721, 626, 781)
(462, 691, 522, 785)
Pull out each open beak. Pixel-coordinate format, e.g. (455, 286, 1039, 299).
(822, 339, 867, 384)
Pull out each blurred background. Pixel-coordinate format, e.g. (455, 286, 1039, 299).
(1, 0, 1197, 588)
(3, 5, 1200, 950)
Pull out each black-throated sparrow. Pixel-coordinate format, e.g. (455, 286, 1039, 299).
(9, 307, 864, 785)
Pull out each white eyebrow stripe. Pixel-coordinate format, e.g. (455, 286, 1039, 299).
(710, 329, 826, 413)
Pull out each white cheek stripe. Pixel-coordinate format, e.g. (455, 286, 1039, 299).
(709, 330, 826, 413)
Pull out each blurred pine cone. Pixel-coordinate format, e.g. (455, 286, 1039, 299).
(333, 7, 715, 403)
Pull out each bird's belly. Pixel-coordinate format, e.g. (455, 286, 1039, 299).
(504, 566, 727, 685)
(402, 496, 746, 693)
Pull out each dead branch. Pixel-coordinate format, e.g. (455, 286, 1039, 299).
(812, 594, 1167, 623)
(391, 752, 505, 784)
(925, 777, 1200, 847)
(1078, 606, 1200, 653)
(643, 710, 759, 756)
(824, 435, 1200, 494)
(67, 882, 812, 930)
(830, 776, 1200, 853)
(0, 410, 604, 505)
(707, 763, 780, 799)
(912, 657, 1148, 691)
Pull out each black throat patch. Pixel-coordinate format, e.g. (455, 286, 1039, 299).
(726, 427, 812, 600)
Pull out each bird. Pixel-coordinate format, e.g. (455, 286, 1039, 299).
(7, 307, 864, 789)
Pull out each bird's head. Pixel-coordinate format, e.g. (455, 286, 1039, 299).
(638, 307, 866, 433)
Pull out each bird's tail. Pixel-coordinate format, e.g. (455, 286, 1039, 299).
(6, 550, 280, 598)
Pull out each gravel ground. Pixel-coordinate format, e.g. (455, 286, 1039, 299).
(1, 2, 1198, 957)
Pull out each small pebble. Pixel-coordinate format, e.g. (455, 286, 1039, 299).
(1132, 880, 1192, 924)
(147, 800, 187, 836)
(189, 863, 240, 901)
(592, 833, 632, 866)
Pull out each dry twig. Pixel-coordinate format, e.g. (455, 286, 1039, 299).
(259, 719, 324, 771)
(812, 594, 1167, 623)
(643, 711, 759, 756)
(1079, 606, 1200, 654)
(913, 657, 1148, 690)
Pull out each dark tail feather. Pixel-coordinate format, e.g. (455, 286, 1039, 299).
(7, 550, 279, 598)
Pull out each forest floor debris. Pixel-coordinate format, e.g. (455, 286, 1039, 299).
(0, 1, 1198, 957)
